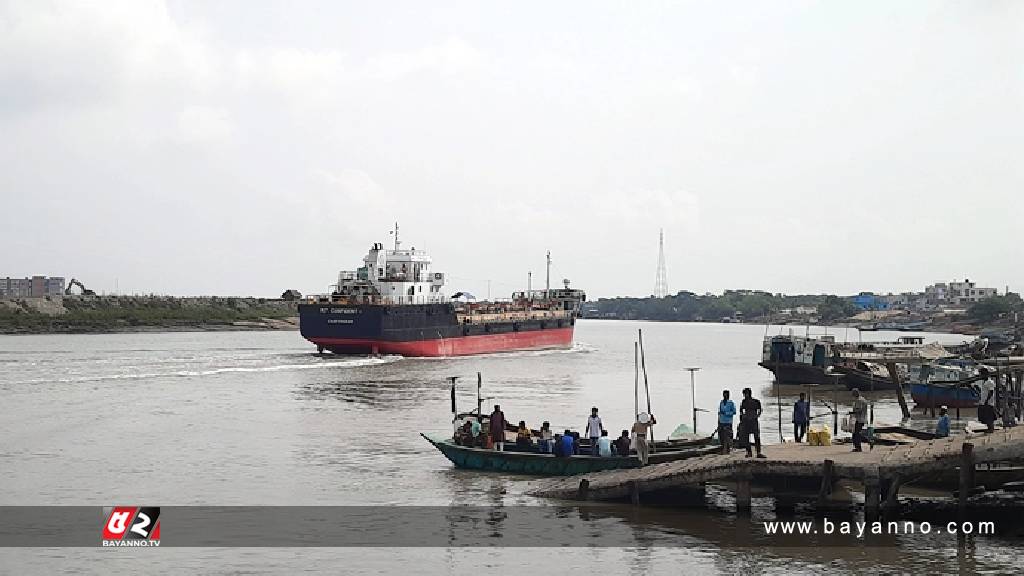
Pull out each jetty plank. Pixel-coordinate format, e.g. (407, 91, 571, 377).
(525, 425, 1024, 500)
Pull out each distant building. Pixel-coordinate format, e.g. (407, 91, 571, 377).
(0, 276, 65, 298)
(925, 279, 997, 306)
(794, 305, 818, 315)
(850, 292, 889, 311)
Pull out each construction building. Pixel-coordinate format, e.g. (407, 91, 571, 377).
(0, 276, 66, 298)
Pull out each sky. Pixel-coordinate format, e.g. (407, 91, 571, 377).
(1, 1, 1021, 299)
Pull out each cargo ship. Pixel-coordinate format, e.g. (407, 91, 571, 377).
(298, 227, 586, 356)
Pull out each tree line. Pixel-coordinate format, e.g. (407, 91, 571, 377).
(585, 290, 859, 323)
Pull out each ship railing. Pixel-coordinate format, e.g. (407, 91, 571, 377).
(302, 294, 447, 306)
(456, 309, 572, 324)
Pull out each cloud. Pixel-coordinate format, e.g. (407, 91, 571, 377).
(0, 0, 215, 113)
(177, 105, 232, 143)
(365, 36, 485, 81)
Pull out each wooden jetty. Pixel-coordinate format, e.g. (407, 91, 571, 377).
(526, 425, 1024, 513)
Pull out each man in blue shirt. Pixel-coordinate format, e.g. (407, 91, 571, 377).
(935, 406, 951, 438)
(558, 429, 575, 457)
(718, 390, 736, 454)
(793, 392, 810, 443)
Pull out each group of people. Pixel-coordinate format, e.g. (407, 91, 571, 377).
(716, 388, 767, 457)
(456, 405, 659, 465)
(717, 386, 872, 455)
(936, 367, 1017, 438)
(976, 367, 1018, 433)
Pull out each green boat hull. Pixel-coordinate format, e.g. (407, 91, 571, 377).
(421, 433, 718, 476)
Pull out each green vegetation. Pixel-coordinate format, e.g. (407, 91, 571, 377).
(968, 293, 1024, 322)
(586, 290, 859, 323)
(0, 296, 297, 333)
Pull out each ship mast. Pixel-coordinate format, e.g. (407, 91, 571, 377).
(545, 251, 551, 299)
(392, 222, 401, 252)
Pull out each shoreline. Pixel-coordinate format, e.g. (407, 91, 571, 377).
(577, 317, 986, 337)
(0, 318, 300, 336)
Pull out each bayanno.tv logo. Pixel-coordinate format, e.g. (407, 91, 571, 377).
(102, 507, 161, 547)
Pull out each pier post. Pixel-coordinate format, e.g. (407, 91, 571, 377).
(817, 459, 834, 512)
(863, 468, 880, 520)
(959, 442, 975, 515)
(735, 470, 752, 512)
(629, 480, 641, 506)
(883, 473, 902, 513)
(577, 479, 590, 500)
(885, 362, 911, 420)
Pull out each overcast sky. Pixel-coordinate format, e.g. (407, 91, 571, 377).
(1, 1, 1021, 299)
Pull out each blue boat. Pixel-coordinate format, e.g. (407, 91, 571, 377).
(421, 433, 719, 476)
(910, 383, 979, 409)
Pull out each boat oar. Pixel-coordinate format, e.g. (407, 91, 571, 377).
(634, 341, 640, 420)
(448, 376, 458, 418)
(639, 329, 654, 446)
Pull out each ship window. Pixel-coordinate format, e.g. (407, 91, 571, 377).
(418, 286, 422, 293)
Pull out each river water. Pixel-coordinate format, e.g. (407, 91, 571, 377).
(1, 321, 1018, 574)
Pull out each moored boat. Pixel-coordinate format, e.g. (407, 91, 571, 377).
(836, 360, 901, 391)
(910, 382, 980, 408)
(759, 334, 839, 384)
(421, 433, 719, 476)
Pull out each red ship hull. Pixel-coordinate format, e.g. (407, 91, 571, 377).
(310, 327, 574, 357)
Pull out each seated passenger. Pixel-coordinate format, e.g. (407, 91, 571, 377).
(470, 417, 483, 447)
(613, 429, 631, 456)
(516, 420, 533, 449)
(552, 433, 565, 457)
(559, 430, 575, 457)
(539, 421, 553, 453)
(597, 429, 613, 457)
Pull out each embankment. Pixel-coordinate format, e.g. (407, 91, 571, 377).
(0, 296, 299, 334)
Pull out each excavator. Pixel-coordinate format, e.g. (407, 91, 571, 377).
(65, 278, 96, 296)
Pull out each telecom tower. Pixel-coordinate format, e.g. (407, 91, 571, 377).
(654, 228, 668, 298)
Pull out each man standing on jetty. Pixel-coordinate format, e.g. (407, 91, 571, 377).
(850, 389, 868, 452)
(718, 390, 736, 454)
(739, 388, 765, 458)
(978, 368, 997, 434)
(793, 392, 810, 443)
(585, 407, 605, 456)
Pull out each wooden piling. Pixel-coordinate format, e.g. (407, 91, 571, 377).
(885, 362, 911, 420)
(736, 471, 752, 511)
(817, 459, 834, 510)
(863, 467, 881, 519)
(959, 442, 975, 513)
(883, 473, 902, 512)
(629, 480, 640, 506)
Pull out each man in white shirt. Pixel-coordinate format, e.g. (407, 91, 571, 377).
(585, 407, 604, 456)
(978, 368, 997, 434)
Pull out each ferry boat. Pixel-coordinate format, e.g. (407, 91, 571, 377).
(298, 227, 586, 356)
(759, 334, 840, 384)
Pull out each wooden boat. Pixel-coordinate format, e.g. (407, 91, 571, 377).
(421, 433, 720, 476)
(836, 360, 899, 391)
(910, 382, 980, 408)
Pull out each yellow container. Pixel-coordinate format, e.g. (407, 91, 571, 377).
(808, 426, 831, 446)
(807, 429, 820, 446)
(817, 426, 832, 446)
